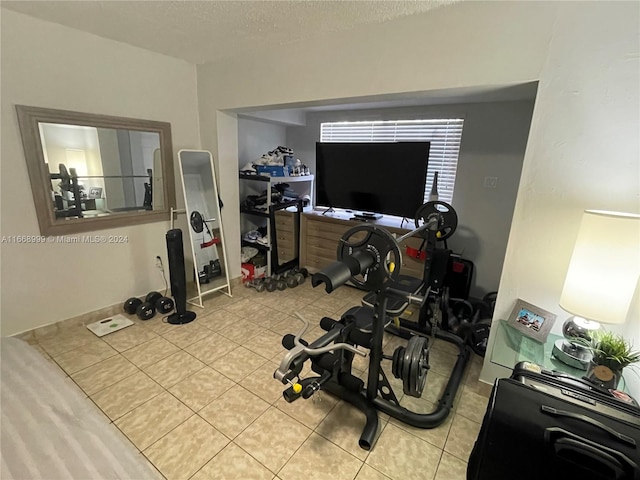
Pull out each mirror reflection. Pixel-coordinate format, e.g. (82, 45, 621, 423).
(178, 149, 231, 305)
(16, 105, 175, 236)
(41, 123, 164, 218)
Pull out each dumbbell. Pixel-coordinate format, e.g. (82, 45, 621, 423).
(124, 295, 156, 320)
(245, 279, 266, 292)
(122, 291, 174, 321)
(145, 291, 175, 315)
(285, 267, 309, 288)
(264, 278, 277, 292)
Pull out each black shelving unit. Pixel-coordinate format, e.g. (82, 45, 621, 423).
(239, 174, 308, 277)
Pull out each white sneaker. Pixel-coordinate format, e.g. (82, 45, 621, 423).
(240, 162, 256, 173)
(256, 153, 275, 165)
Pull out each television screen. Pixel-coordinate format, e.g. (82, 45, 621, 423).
(315, 142, 430, 218)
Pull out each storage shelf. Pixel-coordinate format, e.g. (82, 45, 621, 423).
(240, 207, 269, 217)
(239, 173, 314, 183)
(240, 171, 309, 278)
(241, 239, 270, 252)
(240, 200, 301, 217)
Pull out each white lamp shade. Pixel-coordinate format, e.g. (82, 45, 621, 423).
(559, 210, 640, 325)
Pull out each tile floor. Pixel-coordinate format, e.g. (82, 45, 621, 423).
(26, 281, 492, 480)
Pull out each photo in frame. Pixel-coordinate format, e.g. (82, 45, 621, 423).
(88, 187, 103, 199)
(507, 299, 557, 343)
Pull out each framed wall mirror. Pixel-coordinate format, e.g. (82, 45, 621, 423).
(16, 105, 176, 236)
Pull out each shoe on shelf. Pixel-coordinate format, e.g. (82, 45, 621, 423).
(243, 230, 260, 242)
(275, 146, 293, 156)
(256, 153, 276, 165)
(241, 246, 259, 263)
(240, 162, 256, 173)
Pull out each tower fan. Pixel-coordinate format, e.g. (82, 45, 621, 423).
(165, 229, 196, 324)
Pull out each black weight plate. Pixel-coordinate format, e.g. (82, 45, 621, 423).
(411, 337, 429, 397)
(336, 225, 402, 291)
(402, 338, 416, 396)
(405, 336, 429, 397)
(414, 201, 458, 240)
(392, 346, 405, 379)
(190, 211, 204, 233)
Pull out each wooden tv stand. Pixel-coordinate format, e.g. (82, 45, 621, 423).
(300, 210, 425, 278)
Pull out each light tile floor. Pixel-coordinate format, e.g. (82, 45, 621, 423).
(27, 281, 492, 480)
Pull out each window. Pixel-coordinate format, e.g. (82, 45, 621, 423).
(320, 119, 464, 205)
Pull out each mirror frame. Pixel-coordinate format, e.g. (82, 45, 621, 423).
(16, 105, 176, 236)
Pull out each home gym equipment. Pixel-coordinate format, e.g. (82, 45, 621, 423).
(414, 200, 458, 241)
(136, 302, 155, 320)
(190, 210, 220, 249)
(51, 163, 84, 218)
(190, 210, 223, 284)
(145, 291, 163, 305)
(166, 228, 196, 324)
(155, 296, 175, 314)
(468, 361, 640, 480)
(245, 267, 309, 293)
(123, 291, 175, 320)
(123, 297, 143, 315)
(274, 202, 478, 450)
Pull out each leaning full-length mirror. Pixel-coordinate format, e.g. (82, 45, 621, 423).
(16, 105, 175, 235)
(178, 150, 231, 305)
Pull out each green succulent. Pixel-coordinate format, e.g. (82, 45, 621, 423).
(580, 330, 640, 371)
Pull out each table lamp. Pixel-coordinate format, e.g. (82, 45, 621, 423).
(553, 210, 640, 370)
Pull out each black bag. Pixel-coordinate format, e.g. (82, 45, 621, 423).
(444, 257, 474, 300)
(468, 363, 640, 480)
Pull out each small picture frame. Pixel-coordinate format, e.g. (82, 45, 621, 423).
(88, 187, 103, 199)
(507, 298, 557, 343)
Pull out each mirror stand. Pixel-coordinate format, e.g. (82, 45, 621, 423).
(175, 150, 231, 308)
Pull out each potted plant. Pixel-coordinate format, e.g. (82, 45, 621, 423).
(580, 330, 640, 389)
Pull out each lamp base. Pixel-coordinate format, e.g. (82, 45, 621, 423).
(551, 339, 592, 370)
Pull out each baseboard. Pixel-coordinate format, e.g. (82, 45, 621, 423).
(13, 302, 123, 343)
(14, 277, 246, 343)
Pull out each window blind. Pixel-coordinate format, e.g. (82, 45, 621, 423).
(320, 119, 464, 205)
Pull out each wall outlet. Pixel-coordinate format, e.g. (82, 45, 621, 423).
(484, 176, 498, 189)
(155, 256, 163, 269)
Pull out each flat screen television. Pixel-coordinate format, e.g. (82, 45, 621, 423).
(315, 142, 430, 218)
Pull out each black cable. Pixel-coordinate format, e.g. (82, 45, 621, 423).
(156, 257, 168, 296)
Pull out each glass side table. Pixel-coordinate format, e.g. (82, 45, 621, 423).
(490, 319, 628, 390)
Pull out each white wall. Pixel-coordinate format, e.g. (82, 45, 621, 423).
(238, 117, 287, 167)
(0, 10, 201, 336)
(198, 2, 639, 396)
(237, 117, 288, 236)
(285, 100, 534, 297)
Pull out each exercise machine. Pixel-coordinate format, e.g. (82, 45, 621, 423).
(51, 163, 84, 218)
(273, 204, 476, 450)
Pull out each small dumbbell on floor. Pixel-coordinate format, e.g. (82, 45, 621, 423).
(123, 291, 174, 320)
(245, 279, 266, 292)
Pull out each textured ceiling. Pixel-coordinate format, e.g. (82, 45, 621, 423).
(2, 0, 457, 64)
